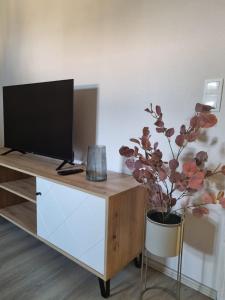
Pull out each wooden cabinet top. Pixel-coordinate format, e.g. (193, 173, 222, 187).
(0, 148, 139, 198)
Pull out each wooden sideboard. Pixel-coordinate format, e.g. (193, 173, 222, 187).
(0, 148, 145, 298)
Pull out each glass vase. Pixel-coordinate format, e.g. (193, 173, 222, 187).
(86, 145, 107, 181)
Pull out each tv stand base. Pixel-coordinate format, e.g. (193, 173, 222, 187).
(0, 148, 145, 299)
(56, 160, 75, 171)
(1, 149, 26, 156)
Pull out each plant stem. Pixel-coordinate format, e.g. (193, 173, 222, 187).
(163, 180, 169, 194)
(176, 145, 186, 160)
(170, 182, 174, 197)
(145, 150, 150, 159)
(213, 164, 221, 172)
(206, 170, 222, 178)
(167, 138, 175, 159)
(176, 192, 186, 201)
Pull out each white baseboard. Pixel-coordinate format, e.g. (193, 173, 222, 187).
(149, 258, 217, 300)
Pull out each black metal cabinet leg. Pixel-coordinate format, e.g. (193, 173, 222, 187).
(98, 278, 110, 298)
(134, 253, 142, 268)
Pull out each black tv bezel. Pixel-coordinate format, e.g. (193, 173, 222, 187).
(3, 79, 74, 163)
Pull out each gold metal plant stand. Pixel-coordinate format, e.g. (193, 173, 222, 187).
(141, 215, 185, 300)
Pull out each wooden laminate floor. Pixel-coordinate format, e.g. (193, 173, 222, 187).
(0, 218, 210, 300)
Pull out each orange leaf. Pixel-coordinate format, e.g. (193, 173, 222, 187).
(119, 146, 134, 157)
(130, 138, 140, 145)
(156, 105, 161, 115)
(195, 103, 213, 112)
(169, 159, 179, 170)
(141, 135, 151, 150)
(190, 115, 200, 129)
(143, 127, 150, 136)
(199, 113, 217, 128)
(188, 171, 205, 190)
(183, 161, 198, 177)
(175, 134, 185, 147)
(155, 120, 164, 127)
(165, 128, 175, 137)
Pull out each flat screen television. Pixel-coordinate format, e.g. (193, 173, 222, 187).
(3, 79, 74, 167)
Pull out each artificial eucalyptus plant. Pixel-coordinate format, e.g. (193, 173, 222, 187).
(119, 103, 225, 223)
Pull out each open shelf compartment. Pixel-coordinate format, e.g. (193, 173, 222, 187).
(0, 165, 36, 203)
(0, 201, 36, 236)
(0, 177, 36, 203)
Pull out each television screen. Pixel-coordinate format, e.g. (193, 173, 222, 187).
(3, 79, 74, 161)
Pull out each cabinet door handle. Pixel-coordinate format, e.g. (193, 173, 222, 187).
(36, 192, 42, 196)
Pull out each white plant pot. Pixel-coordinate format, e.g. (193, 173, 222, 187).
(145, 214, 182, 257)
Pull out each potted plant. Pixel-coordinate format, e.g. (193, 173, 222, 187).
(119, 103, 225, 257)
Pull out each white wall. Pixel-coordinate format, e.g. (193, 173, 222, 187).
(1, 0, 225, 296)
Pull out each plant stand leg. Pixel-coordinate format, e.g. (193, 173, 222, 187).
(98, 278, 110, 298)
(144, 249, 149, 290)
(177, 217, 185, 300)
(134, 253, 142, 268)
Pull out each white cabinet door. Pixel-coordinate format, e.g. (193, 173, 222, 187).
(36, 177, 106, 275)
